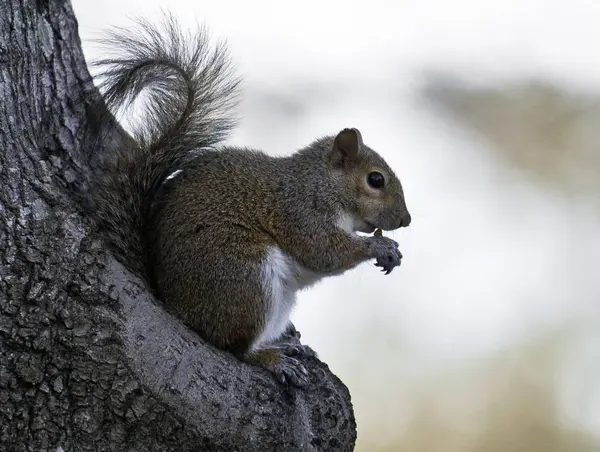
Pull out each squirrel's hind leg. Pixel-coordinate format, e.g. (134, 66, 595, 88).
(237, 246, 315, 387)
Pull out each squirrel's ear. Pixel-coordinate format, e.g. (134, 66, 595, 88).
(330, 128, 363, 166)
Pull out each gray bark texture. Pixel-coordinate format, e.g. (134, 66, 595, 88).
(0, 1, 357, 451)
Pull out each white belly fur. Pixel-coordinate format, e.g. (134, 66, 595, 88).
(253, 246, 321, 349)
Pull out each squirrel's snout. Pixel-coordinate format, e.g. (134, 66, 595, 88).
(377, 211, 411, 231)
(398, 212, 411, 228)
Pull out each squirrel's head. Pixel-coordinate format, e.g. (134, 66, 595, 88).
(327, 128, 411, 234)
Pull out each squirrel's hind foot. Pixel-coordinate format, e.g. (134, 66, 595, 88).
(272, 342, 317, 359)
(243, 347, 310, 388)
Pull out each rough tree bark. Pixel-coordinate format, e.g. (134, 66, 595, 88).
(0, 1, 357, 451)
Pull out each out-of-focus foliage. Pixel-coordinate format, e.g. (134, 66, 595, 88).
(346, 77, 600, 451)
(352, 326, 600, 452)
(420, 76, 600, 200)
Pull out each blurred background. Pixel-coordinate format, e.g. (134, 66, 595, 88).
(73, 1, 600, 450)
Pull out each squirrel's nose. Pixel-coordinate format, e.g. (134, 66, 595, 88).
(399, 212, 411, 228)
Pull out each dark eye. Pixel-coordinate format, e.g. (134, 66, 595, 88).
(367, 171, 385, 189)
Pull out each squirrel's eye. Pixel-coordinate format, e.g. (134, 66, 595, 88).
(367, 171, 385, 189)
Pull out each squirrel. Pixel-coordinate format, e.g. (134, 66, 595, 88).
(88, 15, 411, 387)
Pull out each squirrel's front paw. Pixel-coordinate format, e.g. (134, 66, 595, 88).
(369, 235, 402, 275)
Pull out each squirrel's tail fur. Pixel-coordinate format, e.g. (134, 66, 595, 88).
(90, 14, 240, 278)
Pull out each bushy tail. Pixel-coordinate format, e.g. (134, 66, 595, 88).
(90, 14, 240, 278)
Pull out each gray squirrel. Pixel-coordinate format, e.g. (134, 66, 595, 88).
(90, 15, 411, 387)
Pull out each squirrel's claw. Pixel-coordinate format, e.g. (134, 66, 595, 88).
(374, 263, 395, 275)
(374, 249, 402, 275)
(273, 356, 309, 388)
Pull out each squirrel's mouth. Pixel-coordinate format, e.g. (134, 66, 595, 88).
(357, 222, 376, 234)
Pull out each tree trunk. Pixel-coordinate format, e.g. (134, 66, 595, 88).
(0, 1, 356, 451)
